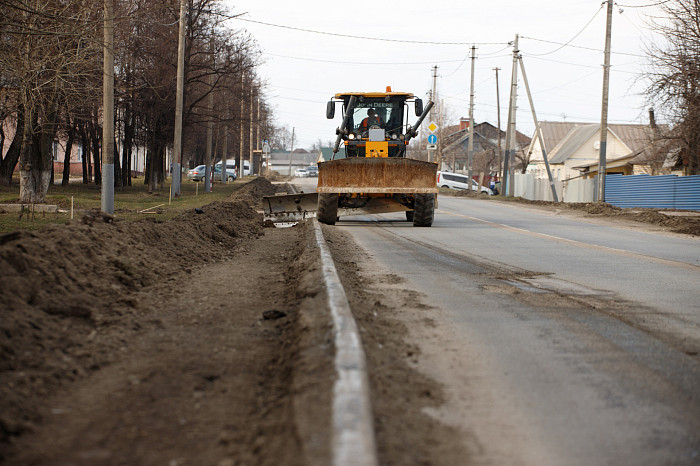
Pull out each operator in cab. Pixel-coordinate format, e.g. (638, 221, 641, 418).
(360, 108, 383, 129)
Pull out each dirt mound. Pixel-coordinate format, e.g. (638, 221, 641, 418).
(264, 172, 292, 182)
(230, 176, 281, 205)
(566, 202, 622, 215)
(0, 183, 267, 451)
(453, 189, 490, 198)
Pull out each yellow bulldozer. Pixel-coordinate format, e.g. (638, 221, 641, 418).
(263, 87, 438, 226)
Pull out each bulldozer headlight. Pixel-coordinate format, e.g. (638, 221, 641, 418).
(399, 134, 405, 140)
(348, 133, 355, 140)
(391, 133, 398, 140)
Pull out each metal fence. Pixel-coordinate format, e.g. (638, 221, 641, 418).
(605, 174, 700, 211)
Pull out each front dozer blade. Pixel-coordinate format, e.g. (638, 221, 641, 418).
(262, 192, 319, 223)
(317, 157, 438, 193)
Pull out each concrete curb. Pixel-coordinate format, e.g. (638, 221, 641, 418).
(312, 219, 378, 466)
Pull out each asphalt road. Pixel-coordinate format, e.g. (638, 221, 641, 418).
(326, 192, 700, 466)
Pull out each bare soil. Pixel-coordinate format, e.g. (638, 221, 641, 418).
(0, 179, 333, 465)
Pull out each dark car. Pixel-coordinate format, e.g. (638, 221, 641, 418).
(306, 166, 319, 177)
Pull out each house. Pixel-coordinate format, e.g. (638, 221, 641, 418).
(526, 121, 667, 181)
(441, 119, 530, 173)
(266, 149, 317, 175)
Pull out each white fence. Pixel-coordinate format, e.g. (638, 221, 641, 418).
(562, 178, 595, 203)
(511, 174, 594, 203)
(512, 173, 563, 202)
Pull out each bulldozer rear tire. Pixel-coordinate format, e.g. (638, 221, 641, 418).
(412, 193, 434, 227)
(405, 210, 414, 222)
(317, 193, 339, 225)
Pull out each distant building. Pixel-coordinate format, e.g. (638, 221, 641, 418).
(266, 150, 317, 175)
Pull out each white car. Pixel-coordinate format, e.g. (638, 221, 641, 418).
(215, 160, 250, 176)
(437, 171, 493, 195)
(294, 168, 308, 177)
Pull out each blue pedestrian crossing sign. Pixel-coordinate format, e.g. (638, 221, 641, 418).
(428, 134, 437, 144)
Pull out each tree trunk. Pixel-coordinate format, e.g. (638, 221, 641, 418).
(145, 146, 152, 192)
(41, 107, 58, 193)
(62, 121, 76, 186)
(79, 123, 89, 184)
(19, 104, 51, 203)
(114, 141, 122, 187)
(122, 105, 133, 187)
(0, 104, 24, 186)
(89, 120, 101, 185)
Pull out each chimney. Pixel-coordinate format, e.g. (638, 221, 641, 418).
(460, 118, 470, 131)
(649, 107, 660, 139)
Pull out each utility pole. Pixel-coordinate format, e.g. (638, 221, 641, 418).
(101, 0, 114, 214)
(597, 0, 614, 202)
(288, 127, 295, 176)
(503, 34, 519, 197)
(239, 73, 244, 179)
(493, 67, 502, 183)
(204, 35, 214, 192)
(256, 86, 261, 174)
(519, 56, 558, 202)
(249, 85, 254, 175)
(430, 65, 438, 165)
(467, 46, 476, 190)
(171, 0, 186, 197)
(221, 123, 229, 184)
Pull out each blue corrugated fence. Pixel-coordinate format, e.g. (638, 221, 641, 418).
(605, 174, 700, 211)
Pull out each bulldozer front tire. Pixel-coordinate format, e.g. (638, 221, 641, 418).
(317, 193, 339, 225)
(412, 193, 435, 227)
(405, 210, 414, 222)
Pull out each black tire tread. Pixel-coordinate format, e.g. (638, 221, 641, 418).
(412, 193, 435, 227)
(317, 193, 339, 225)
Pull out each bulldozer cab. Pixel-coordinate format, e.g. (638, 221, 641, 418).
(330, 91, 422, 158)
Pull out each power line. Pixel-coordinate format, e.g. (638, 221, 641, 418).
(616, 0, 670, 8)
(527, 4, 605, 56)
(520, 35, 647, 58)
(521, 54, 639, 74)
(234, 17, 507, 46)
(263, 52, 466, 66)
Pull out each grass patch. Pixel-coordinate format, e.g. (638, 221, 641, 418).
(0, 178, 250, 234)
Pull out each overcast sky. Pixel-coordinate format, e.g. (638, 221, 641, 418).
(222, 1, 665, 150)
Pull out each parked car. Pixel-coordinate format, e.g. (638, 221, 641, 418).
(306, 166, 319, 177)
(187, 165, 207, 182)
(212, 165, 237, 182)
(294, 168, 308, 177)
(437, 171, 493, 195)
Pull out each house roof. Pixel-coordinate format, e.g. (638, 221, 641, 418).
(537, 121, 664, 155)
(442, 122, 530, 153)
(547, 124, 602, 164)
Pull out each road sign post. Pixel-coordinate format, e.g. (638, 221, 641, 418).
(427, 123, 438, 164)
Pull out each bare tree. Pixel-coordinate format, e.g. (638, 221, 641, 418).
(645, 0, 700, 175)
